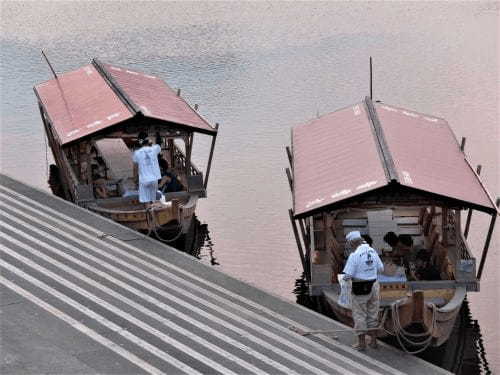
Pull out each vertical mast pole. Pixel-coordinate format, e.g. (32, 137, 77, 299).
(41, 50, 58, 79)
(369, 56, 373, 100)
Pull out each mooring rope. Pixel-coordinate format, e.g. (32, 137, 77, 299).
(289, 305, 390, 337)
(148, 206, 184, 243)
(388, 298, 437, 354)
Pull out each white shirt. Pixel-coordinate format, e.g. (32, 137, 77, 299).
(132, 144, 161, 183)
(343, 243, 384, 281)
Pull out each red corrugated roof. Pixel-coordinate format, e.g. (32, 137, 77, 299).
(99, 62, 215, 135)
(34, 65, 134, 145)
(34, 60, 216, 145)
(375, 103, 495, 211)
(292, 103, 387, 217)
(292, 99, 497, 217)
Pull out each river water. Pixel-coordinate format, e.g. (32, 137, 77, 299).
(1, 2, 498, 373)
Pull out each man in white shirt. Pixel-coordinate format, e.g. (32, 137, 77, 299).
(343, 230, 384, 351)
(132, 132, 161, 205)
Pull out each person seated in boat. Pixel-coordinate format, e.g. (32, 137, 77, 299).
(383, 231, 399, 251)
(91, 165, 108, 199)
(361, 234, 373, 247)
(397, 234, 416, 269)
(414, 249, 440, 280)
(132, 132, 162, 206)
(382, 232, 410, 263)
(158, 158, 183, 193)
(343, 231, 384, 351)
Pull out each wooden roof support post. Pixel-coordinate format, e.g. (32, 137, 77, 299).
(460, 137, 466, 151)
(203, 123, 219, 190)
(441, 206, 448, 246)
(464, 165, 482, 238)
(185, 134, 193, 176)
(477, 212, 497, 280)
(38, 103, 71, 200)
(285, 167, 293, 193)
(299, 218, 311, 263)
(289, 209, 308, 280)
(285, 146, 293, 170)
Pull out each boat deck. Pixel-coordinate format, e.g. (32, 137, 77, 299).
(0, 174, 451, 375)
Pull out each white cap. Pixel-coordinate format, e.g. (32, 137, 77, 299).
(346, 231, 362, 242)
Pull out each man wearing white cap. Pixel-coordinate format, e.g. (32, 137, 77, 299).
(343, 230, 384, 351)
(133, 132, 161, 205)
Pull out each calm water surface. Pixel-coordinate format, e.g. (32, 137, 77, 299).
(1, 2, 498, 372)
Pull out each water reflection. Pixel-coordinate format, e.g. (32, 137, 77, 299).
(293, 275, 491, 374)
(184, 219, 220, 266)
(149, 216, 219, 266)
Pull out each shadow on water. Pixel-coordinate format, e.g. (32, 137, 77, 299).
(293, 274, 491, 375)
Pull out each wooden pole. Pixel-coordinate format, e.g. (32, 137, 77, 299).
(289, 209, 307, 277)
(285, 146, 293, 169)
(41, 50, 58, 79)
(203, 123, 219, 190)
(300, 218, 311, 260)
(464, 164, 482, 238)
(477, 213, 497, 280)
(298, 219, 308, 246)
(369, 56, 373, 100)
(441, 207, 448, 246)
(168, 139, 175, 168)
(460, 137, 466, 151)
(185, 134, 193, 176)
(299, 218, 311, 274)
(285, 167, 293, 192)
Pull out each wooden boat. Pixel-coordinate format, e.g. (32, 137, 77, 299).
(34, 58, 218, 243)
(286, 97, 498, 351)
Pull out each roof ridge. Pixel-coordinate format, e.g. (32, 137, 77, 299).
(364, 96, 399, 183)
(92, 58, 140, 115)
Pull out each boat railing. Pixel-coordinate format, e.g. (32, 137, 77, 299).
(172, 144, 202, 176)
(447, 209, 477, 284)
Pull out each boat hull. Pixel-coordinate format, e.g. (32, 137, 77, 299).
(323, 286, 465, 348)
(87, 194, 198, 234)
